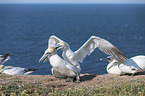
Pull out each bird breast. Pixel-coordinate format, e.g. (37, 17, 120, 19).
(107, 64, 123, 75)
(49, 54, 65, 68)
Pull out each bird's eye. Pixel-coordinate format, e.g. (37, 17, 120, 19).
(57, 44, 61, 46)
(131, 68, 136, 70)
(46, 52, 51, 55)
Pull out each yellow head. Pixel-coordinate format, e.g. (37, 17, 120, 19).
(39, 47, 57, 62)
(0, 65, 4, 70)
(46, 47, 56, 54)
(56, 42, 68, 50)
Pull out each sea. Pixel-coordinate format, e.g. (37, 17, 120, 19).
(0, 4, 145, 75)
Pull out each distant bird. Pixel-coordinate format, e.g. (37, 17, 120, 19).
(100, 55, 145, 75)
(0, 65, 38, 75)
(39, 47, 80, 82)
(48, 35, 127, 75)
(0, 53, 11, 65)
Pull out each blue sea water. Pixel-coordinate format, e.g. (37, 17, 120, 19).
(0, 4, 145, 75)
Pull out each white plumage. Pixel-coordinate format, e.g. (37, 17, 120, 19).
(100, 55, 145, 75)
(102, 56, 123, 75)
(39, 47, 80, 82)
(0, 65, 38, 75)
(48, 35, 127, 75)
(121, 55, 145, 74)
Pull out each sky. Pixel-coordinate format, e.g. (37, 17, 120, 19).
(0, 0, 145, 4)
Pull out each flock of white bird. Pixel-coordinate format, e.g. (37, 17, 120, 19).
(39, 35, 145, 82)
(1, 35, 145, 82)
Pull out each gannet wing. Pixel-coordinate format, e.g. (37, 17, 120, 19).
(48, 35, 67, 48)
(75, 36, 127, 63)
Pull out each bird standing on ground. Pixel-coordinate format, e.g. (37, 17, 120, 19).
(39, 47, 80, 82)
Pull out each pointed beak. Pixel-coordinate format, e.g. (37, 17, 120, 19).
(55, 46, 63, 50)
(99, 58, 109, 62)
(55, 47, 59, 50)
(39, 54, 49, 63)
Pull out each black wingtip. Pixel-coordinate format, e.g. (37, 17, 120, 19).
(24, 68, 39, 72)
(1, 53, 10, 57)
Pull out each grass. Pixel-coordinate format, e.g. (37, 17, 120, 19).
(0, 73, 145, 96)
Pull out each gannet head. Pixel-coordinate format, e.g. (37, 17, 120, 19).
(0, 65, 4, 70)
(100, 56, 115, 62)
(39, 47, 57, 62)
(100, 56, 119, 70)
(55, 42, 69, 50)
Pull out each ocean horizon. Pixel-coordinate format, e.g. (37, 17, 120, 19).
(0, 4, 145, 75)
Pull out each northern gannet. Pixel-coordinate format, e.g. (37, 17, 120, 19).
(39, 47, 80, 82)
(100, 56, 124, 75)
(48, 35, 127, 74)
(100, 55, 145, 75)
(0, 53, 11, 65)
(0, 65, 38, 75)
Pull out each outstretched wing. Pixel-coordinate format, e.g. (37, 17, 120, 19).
(75, 36, 127, 63)
(48, 35, 67, 48)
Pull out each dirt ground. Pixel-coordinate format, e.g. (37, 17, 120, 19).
(0, 73, 145, 95)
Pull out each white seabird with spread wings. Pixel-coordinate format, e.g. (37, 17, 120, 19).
(48, 35, 127, 74)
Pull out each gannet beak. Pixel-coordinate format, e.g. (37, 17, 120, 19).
(99, 58, 109, 62)
(55, 46, 63, 50)
(55, 47, 59, 50)
(39, 54, 49, 63)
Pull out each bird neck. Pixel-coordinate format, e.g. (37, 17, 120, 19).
(63, 45, 70, 51)
(107, 59, 119, 70)
(49, 53, 60, 60)
(62, 47, 73, 57)
(62, 44, 71, 52)
(49, 53, 64, 68)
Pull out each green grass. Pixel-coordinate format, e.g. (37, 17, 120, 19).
(0, 74, 145, 96)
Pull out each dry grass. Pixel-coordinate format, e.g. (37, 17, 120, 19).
(0, 73, 145, 95)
